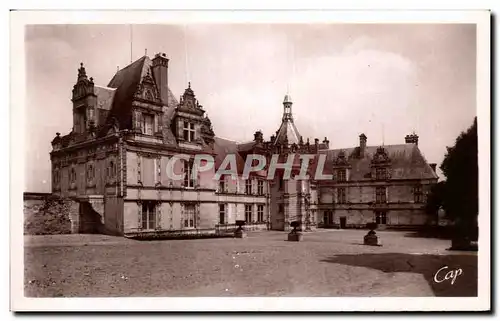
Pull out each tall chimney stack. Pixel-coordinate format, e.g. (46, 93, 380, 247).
(359, 133, 367, 157)
(405, 133, 419, 145)
(151, 53, 169, 106)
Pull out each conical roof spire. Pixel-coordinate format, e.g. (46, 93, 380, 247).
(274, 93, 301, 146)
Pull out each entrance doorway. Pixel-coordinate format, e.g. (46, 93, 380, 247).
(340, 217, 347, 229)
(323, 210, 333, 226)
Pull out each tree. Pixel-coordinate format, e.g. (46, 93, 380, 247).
(440, 117, 478, 241)
(425, 181, 446, 223)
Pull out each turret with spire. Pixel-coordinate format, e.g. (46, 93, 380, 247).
(274, 94, 301, 146)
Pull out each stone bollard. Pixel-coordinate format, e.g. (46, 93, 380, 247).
(234, 220, 247, 238)
(364, 222, 382, 246)
(288, 221, 303, 242)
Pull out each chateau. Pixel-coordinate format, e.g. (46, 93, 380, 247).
(50, 53, 438, 237)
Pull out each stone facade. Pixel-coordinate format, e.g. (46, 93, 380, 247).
(49, 53, 438, 237)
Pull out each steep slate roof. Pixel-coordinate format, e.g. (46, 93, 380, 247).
(237, 141, 257, 153)
(321, 143, 438, 181)
(213, 137, 246, 173)
(274, 119, 301, 145)
(106, 56, 150, 128)
(94, 85, 116, 111)
(105, 56, 179, 129)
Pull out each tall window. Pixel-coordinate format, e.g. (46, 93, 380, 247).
(184, 204, 196, 228)
(76, 110, 86, 133)
(279, 204, 284, 214)
(245, 179, 252, 195)
(375, 211, 387, 224)
(142, 114, 154, 135)
(414, 185, 424, 203)
(141, 201, 157, 230)
(183, 121, 195, 142)
(70, 167, 77, 184)
(279, 176, 285, 191)
(245, 204, 253, 223)
(375, 187, 387, 204)
(375, 167, 387, 180)
(337, 169, 347, 182)
(107, 160, 117, 179)
(218, 175, 226, 193)
(86, 163, 95, 181)
(53, 168, 60, 185)
(219, 204, 226, 224)
(337, 187, 346, 204)
(257, 180, 264, 195)
(257, 205, 264, 222)
(184, 159, 195, 188)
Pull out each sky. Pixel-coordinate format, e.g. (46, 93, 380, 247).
(24, 24, 477, 192)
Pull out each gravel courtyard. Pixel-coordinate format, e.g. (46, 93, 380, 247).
(24, 229, 477, 297)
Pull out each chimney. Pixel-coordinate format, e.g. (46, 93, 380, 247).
(429, 163, 437, 173)
(405, 133, 419, 145)
(359, 133, 367, 157)
(254, 130, 263, 143)
(151, 53, 169, 106)
(323, 137, 330, 149)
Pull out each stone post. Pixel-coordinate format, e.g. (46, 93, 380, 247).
(288, 221, 303, 241)
(234, 220, 247, 238)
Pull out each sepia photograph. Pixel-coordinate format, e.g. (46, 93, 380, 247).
(10, 9, 491, 312)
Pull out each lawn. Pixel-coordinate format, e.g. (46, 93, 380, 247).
(24, 229, 478, 297)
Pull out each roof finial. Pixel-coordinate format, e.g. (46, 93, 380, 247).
(77, 62, 87, 81)
(382, 123, 385, 146)
(188, 81, 191, 89)
(145, 48, 147, 56)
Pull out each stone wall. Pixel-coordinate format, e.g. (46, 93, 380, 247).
(24, 194, 78, 235)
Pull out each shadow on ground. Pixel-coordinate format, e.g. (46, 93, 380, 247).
(403, 231, 452, 240)
(321, 253, 477, 297)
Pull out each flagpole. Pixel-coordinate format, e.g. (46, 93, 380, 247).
(130, 25, 133, 63)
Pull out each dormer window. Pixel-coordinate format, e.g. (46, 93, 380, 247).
(337, 169, 347, 182)
(257, 180, 264, 195)
(141, 114, 154, 135)
(245, 179, 253, 195)
(218, 175, 226, 193)
(183, 121, 195, 142)
(414, 185, 424, 203)
(375, 167, 387, 180)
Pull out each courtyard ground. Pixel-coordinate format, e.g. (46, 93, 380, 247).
(24, 229, 478, 297)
